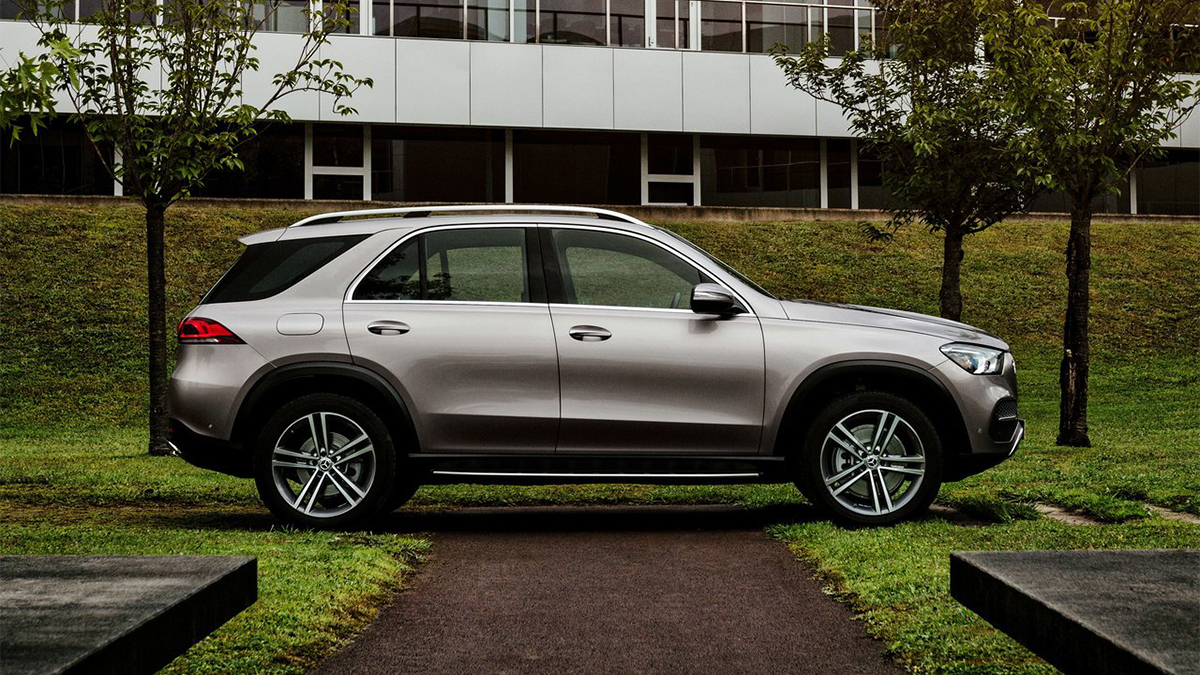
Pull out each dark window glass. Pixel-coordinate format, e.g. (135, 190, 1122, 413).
(538, 0, 605, 44)
(699, 135, 819, 207)
(856, 8, 872, 48)
(204, 236, 366, 304)
(313, 124, 363, 167)
(648, 181, 694, 205)
(856, 147, 892, 210)
(609, 0, 644, 47)
(394, 0, 463, 38)
(0, 119, 112, 196)
(372, 0, 390, 33)
(513, 130, 640, 205)
(647, 133, 693, 175)
(1, 0, 74, 19)
(746, 2, 806, 54)
(467, 0, 508, 40)
(256, 0, 309, 32)
(1137, 149, 1200, 216)
(355, 228, 530, 302)
(827, 7, 854, 53)
(313, 174, 365, 200)
(826, 139, 852, 208)
(514, 0, 535, 42)
(551, 229, 706, 309)
(701, 0, 741, 52)
(1029, 178, 1131, 215)
(371, 126, 504, 202)
(190, 123, 305, 199)
(324, 0, 359, 33)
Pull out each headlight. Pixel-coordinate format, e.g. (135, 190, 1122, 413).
(941, 343, 1005, 375)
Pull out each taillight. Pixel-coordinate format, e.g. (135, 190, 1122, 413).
(178, 317, 244, 344)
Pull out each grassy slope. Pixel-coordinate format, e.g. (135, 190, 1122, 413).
(2, 202, 1199, 674)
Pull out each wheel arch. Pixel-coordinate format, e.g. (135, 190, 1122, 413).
(232, 362, 418, 455)
(774, 360, 970, 462)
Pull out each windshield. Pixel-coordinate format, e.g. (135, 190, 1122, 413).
(658, 228, 776, 300)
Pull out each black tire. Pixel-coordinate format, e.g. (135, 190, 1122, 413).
(794, 391, 943, 527)
(254, 393, 397, 530)
(385, 481, 421, 511)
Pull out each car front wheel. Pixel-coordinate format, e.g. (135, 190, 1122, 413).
(796, 392, 943, 526)
(254, 394, 397, 530)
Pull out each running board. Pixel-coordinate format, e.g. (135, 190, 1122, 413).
(409, 454, 790, 485)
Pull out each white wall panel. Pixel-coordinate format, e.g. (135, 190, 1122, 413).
(682, 52, 749, 133)
(470, 42, 542, 127)
(1171, 107, 1200, 149)
(542, 45, 614, 129)
(748, 55, 816, 136)
(396, 40, 471, 126)
(243, 32, 320, 121)
(613, 49, 683, 131)
(319, 36, 396, 123)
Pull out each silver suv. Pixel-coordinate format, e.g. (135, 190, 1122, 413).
(169, 206, 1023, 529)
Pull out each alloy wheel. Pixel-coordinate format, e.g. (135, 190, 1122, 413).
(819, 409, 926, 517)
(270, 412, 377, 518)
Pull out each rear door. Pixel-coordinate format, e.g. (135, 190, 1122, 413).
(344, 225, 559, 454)
(543, 226, 766, 455)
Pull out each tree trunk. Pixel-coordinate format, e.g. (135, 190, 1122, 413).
(146, 201, 172, 456)
(940, 226, 965, 321)
(1057, 201, 1092, 447)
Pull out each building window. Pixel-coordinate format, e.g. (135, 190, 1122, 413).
(313, 174, 365, 200)
(656, 0, 690, 49)
(513, 130, 640, 205)
(191, 123, 305, 199)
(700, 0, 742, 52)
(313, 124, 364, 168)
(700, 135, 820, 207)
(1137, 149, 1200, 216)
(609, 0, 644, 47)
(538, 0, 606, 45)
(746, 3, 807, 54)
(255, 0, 311, 33)
(826, 138, 852, 208)
(0, 118, 112, 196)
(467, 0, 509, 40)
(371, 126, 504, 202)
(856, 146, 891, 210)
(392, 0, 463, 38)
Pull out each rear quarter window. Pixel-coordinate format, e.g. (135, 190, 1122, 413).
(203, 235, 366, 304)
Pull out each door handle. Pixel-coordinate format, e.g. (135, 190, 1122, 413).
(568, 325, 611, 342)
(367, 320, 410, 336)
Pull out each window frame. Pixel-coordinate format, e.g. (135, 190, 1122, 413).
(540, 223, 753, 313)
(346, 224, 547, 305)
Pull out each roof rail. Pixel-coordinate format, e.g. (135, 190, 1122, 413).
(288, 204, 648, 228)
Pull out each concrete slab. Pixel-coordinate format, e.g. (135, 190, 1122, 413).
(951, 549, 1200, 675)
(0, 555, 257, 675)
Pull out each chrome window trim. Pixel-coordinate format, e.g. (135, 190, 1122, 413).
(343, 220, 756, 315)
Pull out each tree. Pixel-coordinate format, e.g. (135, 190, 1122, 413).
(773, 0, 1039, 321)
(980, 0, 1199, 446)
(0, 0, 371, 454)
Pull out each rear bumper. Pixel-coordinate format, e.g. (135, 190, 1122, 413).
(169, 419, 252, 478)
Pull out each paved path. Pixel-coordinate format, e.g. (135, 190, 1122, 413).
(310, 505, 900, 675)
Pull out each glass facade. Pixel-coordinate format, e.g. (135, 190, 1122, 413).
(0, 119, 112, 195)
(371, 126, 504, 202)
(700, 135, 820, 207)
(190, 124, 305, 199)
(1136, 149, 1200, 216)
(513, 130, 640, 204)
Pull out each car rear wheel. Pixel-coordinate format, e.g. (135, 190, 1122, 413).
(254, 394, 397, 530)
(795, 391, 942, 526)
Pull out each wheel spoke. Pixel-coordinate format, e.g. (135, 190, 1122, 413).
(336, 433, 370, 454)
(307, 414, 321, 451)
(870, 411, 891, 451)
(292, 470, 321, 508)
(272, 459, 314, 470)
(868, 468, 882, 514)
(831, 468, 871, 496)
(303, 473, 326, 514)
(275, 447, 316, 460)
(825, 461, 866, 486)
(331, 466, 367, 498)
(333, 444, 374, 466)
(326, 471, 361, 508)
(876, 469, 894, 512)
(318, 413, 330, 451)
(829, 424, 869, 460)
(879, 413, 901, 452)
(880, 455, 925, 464)
(881, 465, 925, 477)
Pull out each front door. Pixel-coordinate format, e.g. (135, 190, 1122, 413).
(344, 225, 559, 454)
(544, 226, 766, 455)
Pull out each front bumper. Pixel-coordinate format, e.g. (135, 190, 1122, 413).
(946, 418, 1025, 480)
(169, 419, 252, 478)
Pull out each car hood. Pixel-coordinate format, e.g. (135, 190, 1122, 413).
(780, 299, 1010, 350)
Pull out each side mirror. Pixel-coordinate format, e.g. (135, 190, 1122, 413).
(691, 283, 744, 315)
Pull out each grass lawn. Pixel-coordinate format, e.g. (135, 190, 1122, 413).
(2, 202, 1198, 674)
